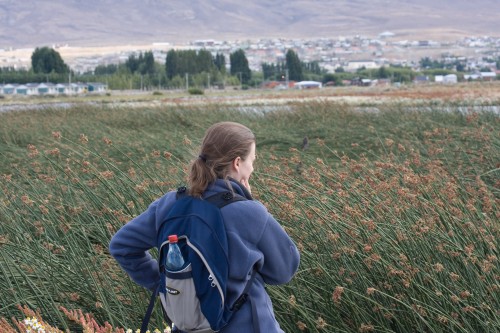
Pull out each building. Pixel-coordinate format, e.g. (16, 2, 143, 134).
(435, 74, 457, 84)
(0, 82, 108, 95)
(293, 81, 322, 89)
(346, 60, 378, 71)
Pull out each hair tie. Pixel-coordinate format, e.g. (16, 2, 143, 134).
(198, 154, 207, 162)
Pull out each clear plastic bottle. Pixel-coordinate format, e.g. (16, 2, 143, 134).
(165, 234, 185, 271)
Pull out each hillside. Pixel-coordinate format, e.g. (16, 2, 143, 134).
(0, 0, 498, 48)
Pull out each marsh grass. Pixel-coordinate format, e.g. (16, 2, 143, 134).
(0, 99, 498, 332)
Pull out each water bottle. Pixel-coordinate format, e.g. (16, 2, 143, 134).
(165, 234, 185, 271)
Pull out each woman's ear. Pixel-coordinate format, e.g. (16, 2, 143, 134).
(233, 156, 240, 168)
(231, 156, 241, 175)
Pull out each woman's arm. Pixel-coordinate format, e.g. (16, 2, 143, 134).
(257, 213, 300, 285)
(109, 200, 160, 291)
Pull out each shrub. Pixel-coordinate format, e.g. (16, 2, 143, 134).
(188, 88, 204, 95)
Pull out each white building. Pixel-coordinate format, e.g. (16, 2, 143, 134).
(346, 60, 378, 71)
(0, 82, 107, 95)
(294, 81, 322, 89)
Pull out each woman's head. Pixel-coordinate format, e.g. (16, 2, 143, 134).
(189, 122, 256, 197)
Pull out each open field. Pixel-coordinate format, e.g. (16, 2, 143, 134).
(0, 84, 499, 332)
(1, 82, 500, 112)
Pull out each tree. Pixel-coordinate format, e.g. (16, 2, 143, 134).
(94, 64, 119, 75)
(197, 49, 214, 73)
(322, 73, 342, 86)
(31, 47, 69, 74)
(214, 53, 226, 73)
(125, 54, 140, 73)
(261, 62, 276, 80)
(377, 66, 389, 79)
(139, 51, 155, 75)
(230, 49, 251, 85)
(165, 50, 179, 80)
(125, 51, 156, 75)
(285, 49, 303, 81)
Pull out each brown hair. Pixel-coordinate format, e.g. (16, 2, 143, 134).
(188, 122, 255, 197)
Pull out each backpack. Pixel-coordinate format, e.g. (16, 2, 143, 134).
(140, 186, 257, 333)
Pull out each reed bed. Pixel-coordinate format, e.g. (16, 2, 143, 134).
(0, 99, 498, 332)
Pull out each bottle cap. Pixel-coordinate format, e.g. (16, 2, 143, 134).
(168, 235, 178, 243)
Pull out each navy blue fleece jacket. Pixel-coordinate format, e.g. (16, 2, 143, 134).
(109, 179, 300, 333)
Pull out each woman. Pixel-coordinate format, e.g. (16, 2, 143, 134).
(109, 121, 300, 333)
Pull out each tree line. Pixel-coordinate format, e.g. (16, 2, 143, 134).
(1, 46, 497, 90)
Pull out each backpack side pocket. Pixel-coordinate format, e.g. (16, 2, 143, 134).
(160, 263, 211, 332)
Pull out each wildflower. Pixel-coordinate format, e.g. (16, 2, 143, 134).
(52, 131, 62, 139)
(449, 272, 460, 281)
(128, 168, 137, 178)
(327, 231, 340, 242)
(163, 151, 172, 159)
(383, 312, 394, 319)
(359, 323, 375, 332)
(100, 171, 114, 179)
(367, 287, 376, 295)
(27, 144, 39, 158)
(332, 286, 344, 305)
(79, 134, 89, 144)
(0, 235, 8, 244)
(21, 195, 34, 206)
(103, 137, 112, 145)
(316, 317, 327, 329)
(434, 263, 444, 272)
(296, 321, 307, 331)
(39, 205, 49, 215)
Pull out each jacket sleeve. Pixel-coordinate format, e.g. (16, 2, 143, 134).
(109, 200, 160, 291)
(256, 212, 300, 285)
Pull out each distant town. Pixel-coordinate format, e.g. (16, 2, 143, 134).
(2, 34, 499, 74)
(0, 33, 499, 95)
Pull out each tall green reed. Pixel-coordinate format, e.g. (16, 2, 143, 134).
(1, 101, 498, 331)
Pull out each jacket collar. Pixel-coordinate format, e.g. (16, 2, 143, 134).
(206, 178, 253, 200)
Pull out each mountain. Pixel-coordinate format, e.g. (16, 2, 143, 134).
(0, 0, 499, 48)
